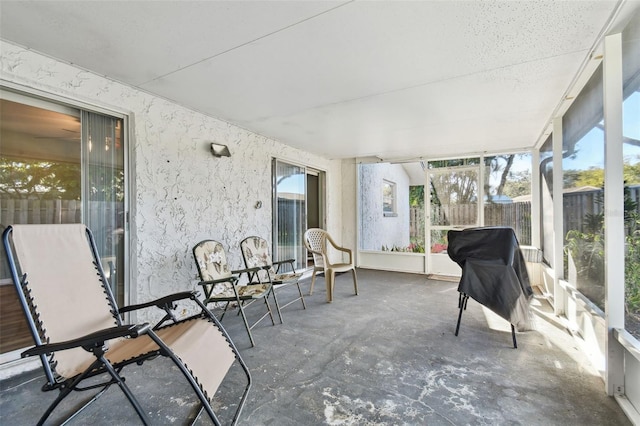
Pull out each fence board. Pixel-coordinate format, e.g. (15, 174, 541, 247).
(1, 198, 83, 226)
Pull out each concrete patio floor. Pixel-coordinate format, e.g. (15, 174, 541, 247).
(0, 269, 631, 425)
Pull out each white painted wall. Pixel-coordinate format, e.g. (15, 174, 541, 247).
(341, 160, 358, 261)
(358, 163, 410, 251)
(0, 40, 343, 322)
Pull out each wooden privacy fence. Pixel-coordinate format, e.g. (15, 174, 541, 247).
(484, 202, 531, 245)
(411, 201, 532, 245)
(563, 185, 640, 235)
(409, 207, 425, 238)
(0, 198, 82, 225)
(409, 185, 640, 247)
(430, 203, 478, 227)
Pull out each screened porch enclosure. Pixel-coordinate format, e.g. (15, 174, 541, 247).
(358, 154, 533, 277)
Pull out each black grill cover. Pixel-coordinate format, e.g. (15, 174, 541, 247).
(447, 227, 534, 331)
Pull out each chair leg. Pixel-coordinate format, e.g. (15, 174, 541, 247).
(296, 282, 307, 309)
(309, 270, 316, 295)
(146, 330, 223, 426)
(36, 356, 136, 426)
(351, 268, 358, 295)
(57, 382, 111, 426)
(237, 304, 256, 347)
(100, 355, 151, 425)
(511, 324, 517, 349)
(36, 376, 85, 426)
(220, 301, 231, 321)
(455, 294, 468, 337)
(326, 270, 335, 303)
(270, 288, 284, 324)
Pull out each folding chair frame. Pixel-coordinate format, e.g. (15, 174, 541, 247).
(3, 225, 251, 426)
(455, 292, 518, 349)
(239, 236, 307, 321)
(193, 240, 278, 347)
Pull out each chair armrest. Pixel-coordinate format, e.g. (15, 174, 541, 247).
(273, 258, 296, 273)
(119, 291, 198, 314)
(231, 266, 265, 275)
(325, 237, 353, 264)
(232, 265, 269, 283)
(327, 239, 351, 254)
(21, 323, 151, 358)
(195, 276, 238, 287)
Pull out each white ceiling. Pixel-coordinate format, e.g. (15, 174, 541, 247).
(0, 1, 623, 161)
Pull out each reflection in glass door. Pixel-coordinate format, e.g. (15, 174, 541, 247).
(82, 111, 126, 306)
(427, 163, 480, 275)
(273, 160, 307, 271)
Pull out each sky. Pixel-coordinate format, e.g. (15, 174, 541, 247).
(564, 90, 640, 171)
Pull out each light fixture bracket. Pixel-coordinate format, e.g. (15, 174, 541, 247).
(211, 142, 231, 158)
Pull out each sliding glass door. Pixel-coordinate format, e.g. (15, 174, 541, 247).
(273, 159, 324, 271)
(82, 111, 126, 305)
(0, 90, 127, 357)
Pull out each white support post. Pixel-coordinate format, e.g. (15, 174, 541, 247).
(531, 150, 541, 249)
(552, 117, 566, 316)
(424, 167, 431, 274)
(478, 155, 485, 227)
(603, 33, 625, 397)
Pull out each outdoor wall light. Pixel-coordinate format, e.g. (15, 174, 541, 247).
(211, 142, 231, 158)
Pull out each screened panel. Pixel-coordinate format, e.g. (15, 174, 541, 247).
(622, 13, 640, 339)
(562, 64, 605, 309)
(429, 167, 479, 227)
(484, 154, 532, 245)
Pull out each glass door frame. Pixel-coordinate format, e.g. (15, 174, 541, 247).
(272, 158, 325, 272)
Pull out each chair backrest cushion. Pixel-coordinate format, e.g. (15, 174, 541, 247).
(240, 237, 275, 279)
(9, 224, 119, 378)
(193, 240, 233, 281)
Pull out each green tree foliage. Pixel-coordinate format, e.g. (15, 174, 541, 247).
(0, 158, 81, 199)
(502, 172, 531, 199)
(563, 162, 640, 189)
(565, 184, 640, 315)
(486, 154, 532, 199)
(623, 160, 640, 185)
(409, 185, 424, 207)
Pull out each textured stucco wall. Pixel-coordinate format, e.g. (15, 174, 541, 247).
(1, 40, 343, 321)
(358, 163, 410, 251)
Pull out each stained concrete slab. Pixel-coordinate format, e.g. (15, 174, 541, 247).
(0, 269, 631, 425)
